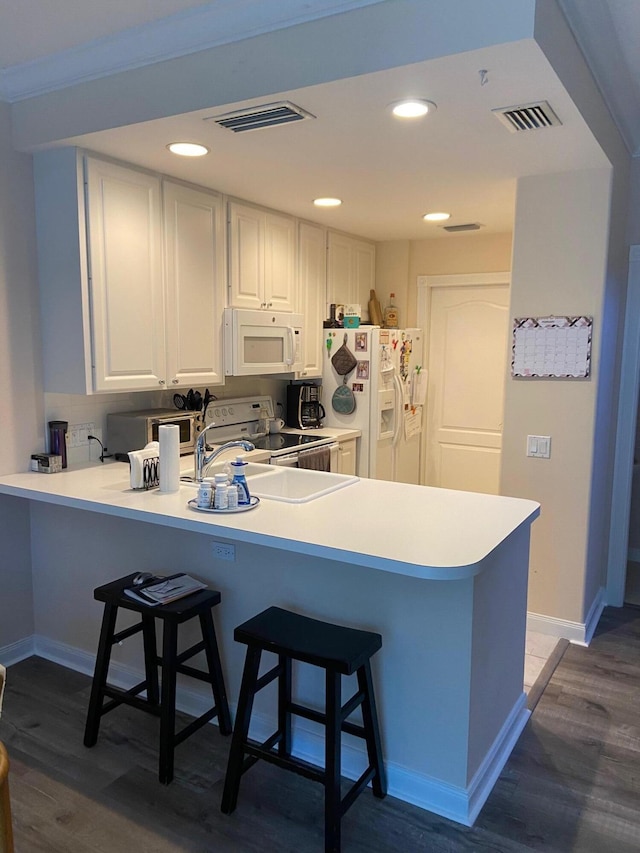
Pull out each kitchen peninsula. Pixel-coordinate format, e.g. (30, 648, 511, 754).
(0, 464, 538, 826)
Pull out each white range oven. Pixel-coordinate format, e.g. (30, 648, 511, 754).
(203, 395, 338, 471)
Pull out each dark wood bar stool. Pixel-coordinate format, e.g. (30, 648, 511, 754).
(221, 606, 386, 853)
(84, 573, 232, 784)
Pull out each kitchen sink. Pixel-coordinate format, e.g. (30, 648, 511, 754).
(180, 465, 358, 502)
(249, 468, 359, 503)
(180, 461, 276, 485)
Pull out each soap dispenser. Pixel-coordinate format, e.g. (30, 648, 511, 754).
(230, 456, 251, 505)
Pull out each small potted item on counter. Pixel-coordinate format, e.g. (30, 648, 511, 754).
(31, 453, 63, 474)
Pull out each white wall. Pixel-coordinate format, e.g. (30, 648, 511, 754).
(0, 101, 40, 647)
(502, 168, 612, 622)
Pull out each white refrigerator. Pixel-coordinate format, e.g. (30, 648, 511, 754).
(321, 326, 425, 482)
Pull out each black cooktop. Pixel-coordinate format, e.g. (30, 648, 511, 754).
(251, 433, 332, 452)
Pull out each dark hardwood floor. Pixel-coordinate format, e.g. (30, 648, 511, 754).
(0, 605, 638, 852)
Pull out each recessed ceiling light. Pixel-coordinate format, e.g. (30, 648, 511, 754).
(391, 99, 436, 118)
(167, 142, 209, 157)
(313, 197, 342, 207)
(423, 212, 451, 222)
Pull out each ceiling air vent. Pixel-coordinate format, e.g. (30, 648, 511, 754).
(442, 223, 483, 233)
(206, 101, 315, 133)
(492, 100, 562, 133)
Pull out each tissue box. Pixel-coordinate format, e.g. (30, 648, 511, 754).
(343, 303, 361, 327)
(31, 453, 62, 473)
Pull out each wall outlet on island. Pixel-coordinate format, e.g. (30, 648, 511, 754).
(212, 542, 235, 561)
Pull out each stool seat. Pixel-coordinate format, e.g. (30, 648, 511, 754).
(222, 606, 386, 853)
(234, 607, 382, 675)
(84, 573, 231, 784)
(94, 574, 222, 620)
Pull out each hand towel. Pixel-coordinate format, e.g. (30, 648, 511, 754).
(297, 446, 331, 472)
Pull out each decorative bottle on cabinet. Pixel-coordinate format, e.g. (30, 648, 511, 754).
(383, 293, 399, 329)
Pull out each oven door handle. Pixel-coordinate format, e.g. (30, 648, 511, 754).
(271, 453, 299, 467)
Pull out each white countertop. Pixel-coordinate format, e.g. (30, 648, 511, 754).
(0, 453, 538, 581)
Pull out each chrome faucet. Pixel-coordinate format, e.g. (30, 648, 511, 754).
(194, 423, 254, 482)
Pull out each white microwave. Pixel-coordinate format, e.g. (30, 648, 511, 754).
(224, 308, 304, 376)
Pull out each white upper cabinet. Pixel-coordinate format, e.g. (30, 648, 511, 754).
(296, 221, 326, 379)
(85, 157, 166, 392)
(34, 149, 226, 394)
(228, 200, 295, 311)
(327, 231, 376, 322)
(163, 181, 225, 388)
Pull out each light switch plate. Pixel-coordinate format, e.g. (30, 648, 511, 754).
(527, 435, 551, 458)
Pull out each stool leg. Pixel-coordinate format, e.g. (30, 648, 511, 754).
(159, 619, 178, 784)
(84, 603, 118, 747)
(277, 654, 292, 758)
(199, 609, 232, 735)
(325, 669, 342, 853)
(221, 645, 262, 815)
(141, 612, 159, 706)
(357, 662, 387, 798)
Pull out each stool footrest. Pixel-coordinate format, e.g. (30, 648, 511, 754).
(113, 622, 144, 644)
(102, 683, 161, 717)
(341, 767, 376, 817)
(288, 693, 367, 739)
(255, 662, 282, 693)
(244, 737, 325, 785)
(176, 640, 206, 665)
(174, 705, 221, 747)
(176, 663, 215, 684)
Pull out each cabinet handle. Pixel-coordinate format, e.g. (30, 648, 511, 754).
(159, 380, 166, 385)
(172, 379, 179, 384)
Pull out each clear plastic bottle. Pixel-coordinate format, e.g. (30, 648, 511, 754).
(383, 293, 399, 329)
(230, 456, 251, 505)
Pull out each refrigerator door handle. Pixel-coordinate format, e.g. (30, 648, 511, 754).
(392, 371, 404, 448)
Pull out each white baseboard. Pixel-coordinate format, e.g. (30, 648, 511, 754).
(526, 586, 605, 647)
(1, 635, 529, 827)
(0, 636, 35, 667)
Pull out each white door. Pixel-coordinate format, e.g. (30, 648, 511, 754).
(422, 277, 510, 494)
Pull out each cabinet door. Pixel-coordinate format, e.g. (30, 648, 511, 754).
(353, 239, 375, 323)
(327, 231, 353, 307)
(297, 221, 326, 378)
(228, 201, 264, 310)
(85, 157, 165, 392)
(337, 438, 358, 475)
(164, 182, 226, 388)
(327, 232, 376, 322)
(265, 211, 295, 311)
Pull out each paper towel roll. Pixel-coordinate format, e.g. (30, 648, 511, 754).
(159, 424, 180, 493)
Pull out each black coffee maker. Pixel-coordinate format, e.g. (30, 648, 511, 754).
(286, 384, 326, 429)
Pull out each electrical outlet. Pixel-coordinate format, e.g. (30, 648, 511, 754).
(67, 422, 95, 448)
(212, 542, 235, 561)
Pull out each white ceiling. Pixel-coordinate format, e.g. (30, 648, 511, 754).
(0, 0, 636, 242)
